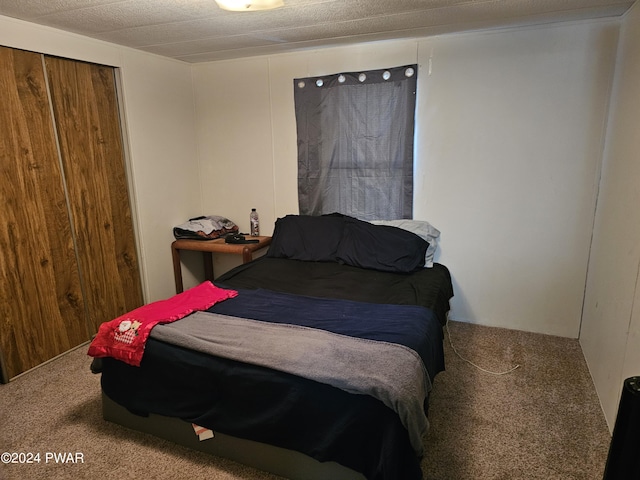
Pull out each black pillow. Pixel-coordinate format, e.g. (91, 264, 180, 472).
(266, 214, 345, 262)
(336, 217, 428, 273)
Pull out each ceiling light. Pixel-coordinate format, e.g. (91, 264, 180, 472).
(215, 0, 284, 11)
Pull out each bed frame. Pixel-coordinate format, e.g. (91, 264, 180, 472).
(102, 393, 365, 480)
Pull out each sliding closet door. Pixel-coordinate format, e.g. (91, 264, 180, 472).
(0, 47, 89, 381)
(44, 57, 143, 336)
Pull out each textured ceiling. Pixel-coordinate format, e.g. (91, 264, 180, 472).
(0, 0, 634, 63)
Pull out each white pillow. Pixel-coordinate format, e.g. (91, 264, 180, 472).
(370, 219, 440, 268)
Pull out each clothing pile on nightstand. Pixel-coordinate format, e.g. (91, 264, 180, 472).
(173, 215, 238, 240)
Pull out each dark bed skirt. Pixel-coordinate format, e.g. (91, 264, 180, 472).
(102, 392, 365, 480)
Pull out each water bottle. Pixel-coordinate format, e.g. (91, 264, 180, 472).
(250, 208, 259, 236)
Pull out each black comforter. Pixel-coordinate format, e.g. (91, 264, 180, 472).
(216, 256, 453, 325)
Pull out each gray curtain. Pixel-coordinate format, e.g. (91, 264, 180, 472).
(294, 64, 417, 221)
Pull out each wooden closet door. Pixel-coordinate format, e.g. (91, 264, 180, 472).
(44, 57, 144, 336)
(0, 47, 88, 381)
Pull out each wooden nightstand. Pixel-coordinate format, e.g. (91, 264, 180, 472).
(171, 236, 271, 293)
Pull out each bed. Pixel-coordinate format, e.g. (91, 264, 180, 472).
(92, 214, 454, 480)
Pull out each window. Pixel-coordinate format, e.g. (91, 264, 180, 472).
(294, 65, 417, 220)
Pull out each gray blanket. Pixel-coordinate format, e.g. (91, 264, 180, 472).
(151, 311, 430, 454)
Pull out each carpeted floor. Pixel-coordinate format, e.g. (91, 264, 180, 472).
(0, 321, 611, 480)
(424, 322, 611, 480)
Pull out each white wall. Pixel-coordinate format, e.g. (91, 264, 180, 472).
(192, 20, 619, 337)
(194, 57, 276, 234)
(0, 15, 200, 303)
(117, 51, 201, 300)
(580, 1, 640, 430)
(417, 23, 619, 337)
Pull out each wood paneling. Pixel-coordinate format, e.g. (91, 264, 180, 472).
(45, 57, 143, 335)
(0, 47, 88, 380)
(0, 48, 143, 382)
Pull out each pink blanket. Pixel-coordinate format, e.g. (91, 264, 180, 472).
(87, 281, 237, 366)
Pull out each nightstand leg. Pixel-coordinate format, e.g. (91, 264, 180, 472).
(172, 244, 184, 294)
(203, 251, 214, 281)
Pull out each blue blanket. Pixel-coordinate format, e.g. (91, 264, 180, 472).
(206, 288, 445, 383)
